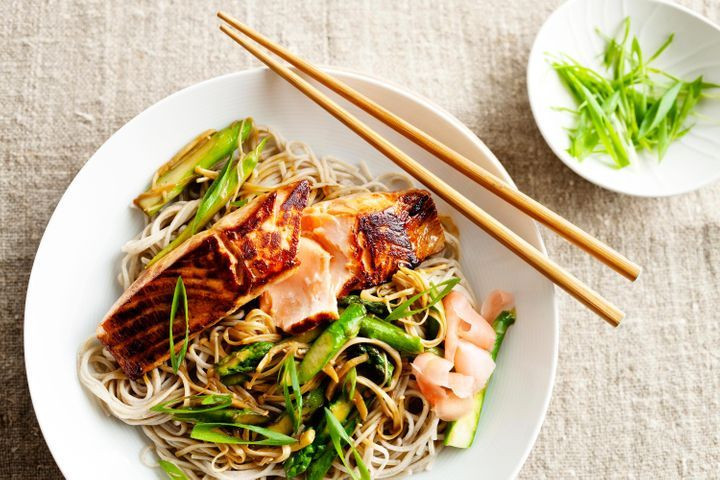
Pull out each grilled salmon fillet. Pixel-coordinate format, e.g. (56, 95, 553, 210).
(97, 180, 310, 379)
(261, 189, 445, 332)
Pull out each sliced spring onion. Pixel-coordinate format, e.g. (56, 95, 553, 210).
(344, 366, 357, 400)
(324, 408, 370, 480)
(550, 17, 718, 166)
(169, 276, 189, 374)
(151, 394, 232, 414)
(638, 80, 682, 137)
(384, 277, 461, 322)
(229, 198, 249, 208)
(190, 422, 296, 446)
(158, 460, 188, 480)
(281, 355, 303, 433)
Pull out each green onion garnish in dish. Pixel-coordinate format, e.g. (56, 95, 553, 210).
(151, 394, 233, 415)
(158, 460, 188, 480)
(343, 366, 358, 399)
(151, 394, 267, 425)
(168, 276, 190, 374)
(229, 198, 249, 208)
(550, 17, 718, 167)
(190, 422, 296, 446)
(280, 354, 303, 433)
(384, 277, 460, 321)
(324, 407, 371, 480)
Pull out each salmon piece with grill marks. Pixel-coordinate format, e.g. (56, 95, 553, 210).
(303, 189, 446, 296)
(261, 189, 446, 333)
(97, 180, 310, 379)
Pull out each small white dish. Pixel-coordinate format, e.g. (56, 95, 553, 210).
(24, 67, 557, 479)
(528, 0, 720, 197)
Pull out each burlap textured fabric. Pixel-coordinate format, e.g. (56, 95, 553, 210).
(2, 1, 719, 478)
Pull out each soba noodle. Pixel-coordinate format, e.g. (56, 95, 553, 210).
(78, 125, 477, 480)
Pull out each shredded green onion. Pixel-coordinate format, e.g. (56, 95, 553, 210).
(151, 394, 232, 415)
(324, 408, 371, 480)
(344, 366, 357, 400)
(550, 17, 718, 167)
(385, 277, 460, 322)
(158, 460, 188, 480)
(229, 198, 249, 208)
(280, 355, 303, 433)
(169, 276, 190, 374)
(190, 422, 296, 446)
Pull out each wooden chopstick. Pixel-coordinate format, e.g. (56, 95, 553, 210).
(218, 19, 625, 326)
(217, 12, 641, 283)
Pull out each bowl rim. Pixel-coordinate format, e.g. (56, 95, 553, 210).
(527, 0, 720, 197)
(24, 66, 559, 479)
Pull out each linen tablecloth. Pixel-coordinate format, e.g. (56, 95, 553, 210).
(2, 0, 719, 478)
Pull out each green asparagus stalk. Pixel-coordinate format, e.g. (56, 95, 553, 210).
(215, 341, 274, 378)
(283, 397, 354, 478)
(134, 119, 252, 216)
(297, 304, 366, 384)
(351, 343, 394, 387)
(267, 388, 325, 434)
(443, 309, 516, 448)
(338, 295, 388, 317)
(358, 315, 424, 354)
(306, 417, 358, 480)
(147, 137, 266, 267)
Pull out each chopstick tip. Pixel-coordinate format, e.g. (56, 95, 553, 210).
(608, 310, 624, 328)
(631, 265, 642, 282)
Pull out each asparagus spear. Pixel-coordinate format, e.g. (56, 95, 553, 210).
(215, 341, 274, 378)
(338, 295, 387, 317)
(443, 309, 516, 448)
(134, 119, 252, 216)
(267, 388, 325, 434)
(356, 343, 394, 386)
(297, 304, 366, 384)
(284, 397, 354, 478)
(306, 417, 358, 480)
(358, 315, 424, 354)
(147, 136, 267, 267)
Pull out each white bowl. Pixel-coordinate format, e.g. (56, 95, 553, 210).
(24, 67, 557, 479)
(528, 0, 720, 197)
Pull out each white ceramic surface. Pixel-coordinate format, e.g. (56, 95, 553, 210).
(24, 67, 557, 479)
(528, 0, 720, 196)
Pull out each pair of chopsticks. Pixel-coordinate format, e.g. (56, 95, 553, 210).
(217, 11, 641, 327)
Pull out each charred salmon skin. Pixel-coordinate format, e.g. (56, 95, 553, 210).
(97, 180, 310, 379)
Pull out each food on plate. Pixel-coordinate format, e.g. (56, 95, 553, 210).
(78, 121, 516, 479)
(550, 18, 718, 168)
(261, 189, 445, 333)
(97, 180, 309, 379)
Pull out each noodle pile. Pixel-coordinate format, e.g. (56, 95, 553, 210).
(78, 125, 476, 480)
